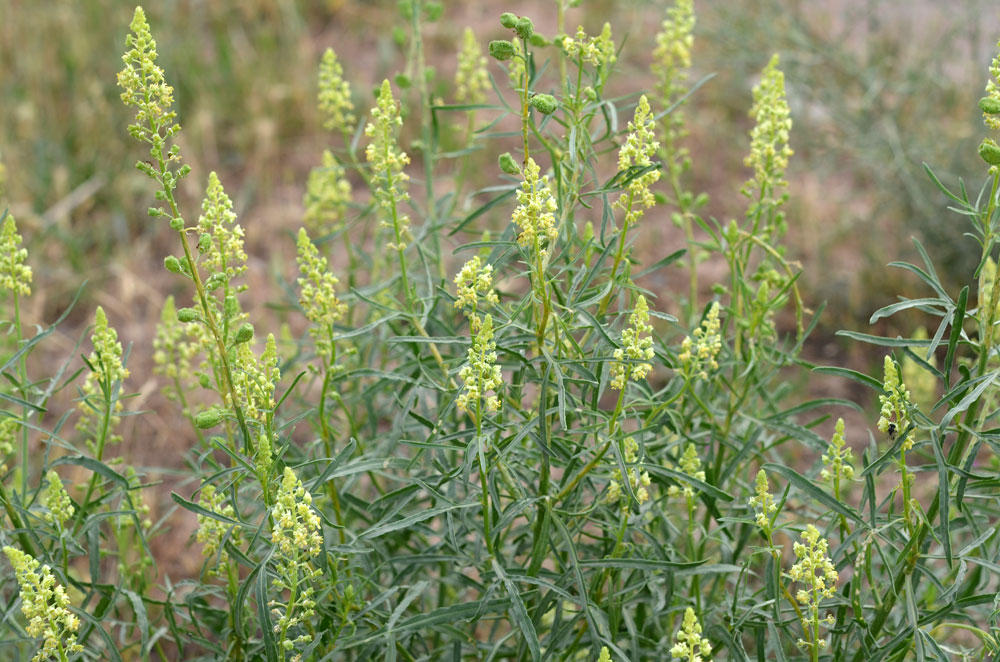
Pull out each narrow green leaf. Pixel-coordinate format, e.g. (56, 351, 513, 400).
(763, 463, 867, 528)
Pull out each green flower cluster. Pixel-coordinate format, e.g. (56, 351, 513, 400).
(453, 256, 499, 327)
(820, 418, 855, 488)
(747, 469, 777, 533)
(670, 607, 711, 662)
(678, 301, 721, 380)
(610, 295, 654, 390)
(457, 314, 503, 415)
(742, 54, 793, 233)
(455, 28, 489, 105)
(197, 172, 248, 290)
(511, 157, 559, 259)
(652, 0, 695, 106)
(984, 41, 1000, 131)
(3, 546, 83, 662)
(297, 228, 348, 359)
(117, 7, 179, 150)
(76, 307, 129, 453)
(152, 295, 198, 403)
(561, 23, 616, 70)
(42, 471, 74, 528)
(668, 443, 704, 499)
(606, 436, 651, 506)
(195, 484, 240, 574)
(789, 525, 838, 651)
(1, 214, 31, 297)
(877, 355, 913, 450)
(366, 80, 411, 251)
(317, 47, 356, 134)
(615, 96, 661, 229)
(303, 150, 352, 237)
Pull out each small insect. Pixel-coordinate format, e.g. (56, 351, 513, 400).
(887, 422, 897, 441)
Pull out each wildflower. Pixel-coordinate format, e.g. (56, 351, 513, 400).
(678, 301, 721, 380)
(820, 418, 855, 493)
(0, 417, 15, 468)
(598, 647, 612, 662)
(610, 295, 655, 390)
(153, 295, 198, 400)
(456, 28, 489, 105)
(901, 327, 937, 410)
(1, 214, 31, 297)
(457, 314, 503, 415)
(453, 256, 498, 327)
(117, 7, 179, 149)
(511, 157, 559, 259)
(43, 471, 74, 528)
(505, 39, 526, 91)
(747, 469, 777, 533)
(303, 150, 352, 236)
(230, 333, 280, 423)
(615, 95, 661, 229)
(742, 54, 794, 236)
(668, 443, 705, 498)
(195, 485, 240, 573)
(561, 23, 617, 71)
(197, 172, 247, 289)
(877, 355, 913, 451)
(788, 525, 838, 651)
(297, 228, 348, 358)
(77, 307, 129, 454)
(365, 80, 411, 250)
(272, 466, 323, 559)
(984, 40, 1000, 130)
(317, 47, 356, 134)
(3, 546, 83, 662)
(652, 0, 695, 105)
(606, 436, 652, 506)
(979, 256, 999, 340)
(669, 607, 711, 662)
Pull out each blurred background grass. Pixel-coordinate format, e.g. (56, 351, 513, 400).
(2, 0, 1000, 570)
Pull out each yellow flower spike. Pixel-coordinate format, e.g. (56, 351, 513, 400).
(3, 546, 84, 662)
(457, 314, 503, 415)
(42, 471, 74, 528)
(0, 214, 32, 297)
(117, 6, 179, 147)
(653, 0, 695, 104)
(195, 485, 240, 574)
(610, 295, 655, 390)
(562, 23, 616, 70)
(365, 80, 411, 250)
(317, 47, 356, 134)
(983, 39, 1000, 130)
(76, 306, 129, 453)
(679, 301, 722, 380)
(297, 228, 348, 359)
(511, 157, 559, 259)
(671, 443, 706, 499)
(669, 607, 711, 662)
(198, 172, 247, 287)
(456, 28, 490, 105)
(615, 96, 661, 229)
(272, 467, 323, 560)
(788, 525, 839, 653)
(597, 646, 612, 662)
(877, 355, 914, 450)
(820, 418, 855, 492)
(453, 256, 499, 328)
(303, 150, 352, 237)
(747, 469, 777, 533)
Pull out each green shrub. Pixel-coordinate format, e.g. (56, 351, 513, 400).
(2, 2, 1000, 660)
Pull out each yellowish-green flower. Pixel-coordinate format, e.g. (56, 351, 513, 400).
(506, 39, 526, 92)
(747, 469, 777, 533)
(979, 256, 998, 341)
(561, 23, 616, 70)
(457, 314, 503, 415)
(606, 436, 652, 506)
(597, 647, 612, 662)
(615, 95, 660, 229)
(297, 228, 348, 358)
(366, 80, 411, 250)
(303, 150, 352, 236)
(678, 301, 721, 380)
(877, 355, 913, 451)
(742, 54, 793, 234)
(195, 484, 240, 573)
(318, 47, 356, 134)
(3, 546, 83, 662)
(456, 28, 489, 104)
(652, 0, 695, 105)
(117, 7, 179, 149)
(43, 471, 74, 528)
(230, 333, 280, 423)
(453, 256, 499, 327)
(610, 295, 655, 390)
(197, 172, 247, 289)
(153, 295, 198, 402)
(0, 417, 15, 468)
(788, 524, 838, 651)
(668, 443, 705, 499)
(669, 607, 711, 662)
(77, 307, 129, 453)
(1, 214, 32, 297)
(901, 327, 937, 411)
(511, 157, 559, 258)
(820, 417, 855, 494)
(272, 466, 323, 559)
(984, 40, 1000, 130)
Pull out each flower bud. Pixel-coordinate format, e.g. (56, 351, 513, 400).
(514, 17, 534, 40)
(499, 12, 517, 29)
(177, 307, 199, 323)
(980, 96, 1000, 115)
(980, 138, 1000, 166)
(529, 93, 558, 114)
(198, 374, 212, 389)
(164, 255, 182, 274)
(169, 217, 185, 231)
(498, 152, 521, 175)
(195, 408, 224, 429)
(148, 207, 163, 217)
(233, 322, 254, 345)
(489, 40, 516, 61)
(529, 33, 549, 47)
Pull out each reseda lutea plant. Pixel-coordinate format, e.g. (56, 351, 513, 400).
(4, 1, 1000, 660)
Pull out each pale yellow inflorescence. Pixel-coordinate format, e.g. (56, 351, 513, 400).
(297, 228, 348, 359)
(610, 295, 655, 390)
(366, 80, 411, 251)
(272, 466, 323, 560)
(303, 150, 352, 237)
(456, 28, 490, 105)
(43, 470, 74, 528)
(615, 96, 661, 229)
(453, 256, 499, 329)
(317, 47, 356, 134)
(788, 524, 838, 650)
(561, 23, 616, 70)
(678, 301, 721, 380)
(3, 546, 83, 662)
(742, 54, 793, 223)
(984, 41, 1000, 130)
(669, 607, 711, 662)
(877, 355, 914, 451)
(198, 172, 248, 287)
(457, 314, 503, 415)
(76, 307, 129, 453)
(747, 469, 776, 532)
(606, 436, 652, 506)
(820, 418, 855, 486)
(229, 333, 280, 424)
(117, 7, 179, 147)
(511, 157, 559, 259)
(597, 647, 612, 662)
(652, 0, 695, 103)
(1, 214, 32, 297)
(195, 484, 240, 574)
(668, 443, 705, 498)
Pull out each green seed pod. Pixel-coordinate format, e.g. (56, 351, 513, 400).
(148, 207, 163, 218)
(489, 40, 516, 61)
(980, 97, 1000, 115)
(197, 232, 211, 253)
(233, 322, 254, 345)
(498, 152, 521, 175)
(530, 93, 558, 114)
(499, 12, 517, 29)
(395, 73, 412, 89)
(164, 255, 182, 274)
(177, 307, 199, 323)
(169, 217, 184, 231)
(528, 33, 549, 47)
(199, 374, 212, 389)
(514, 17, 534, 40)
(424, 1, 443, 21)
(979, 138, 1000, 166)
(195, 408, 224, 429)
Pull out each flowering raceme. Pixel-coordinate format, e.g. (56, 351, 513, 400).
(615, 95, 661, 229)
(511, 158, 559, 258)
(76, 307, 129, 453)
(606, 436, 651, 506)
(610, 295, 655, 390)
(670, 607, 711, 662)
(561, 23, 616, 71)
(317, 47, 355, 134)
(455, 28, 489, 105)
(366, 80, 411, 251)
(1, 214, 32, 297)
(453, 256, 498, 326)
(457, 314, 503, 415)
(303, 150, 352, 236)
(877, 355, 913, 450)
(679, 301, 721, 380)
(743, 54, 793, 234)
(297, 228, 348, 358)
